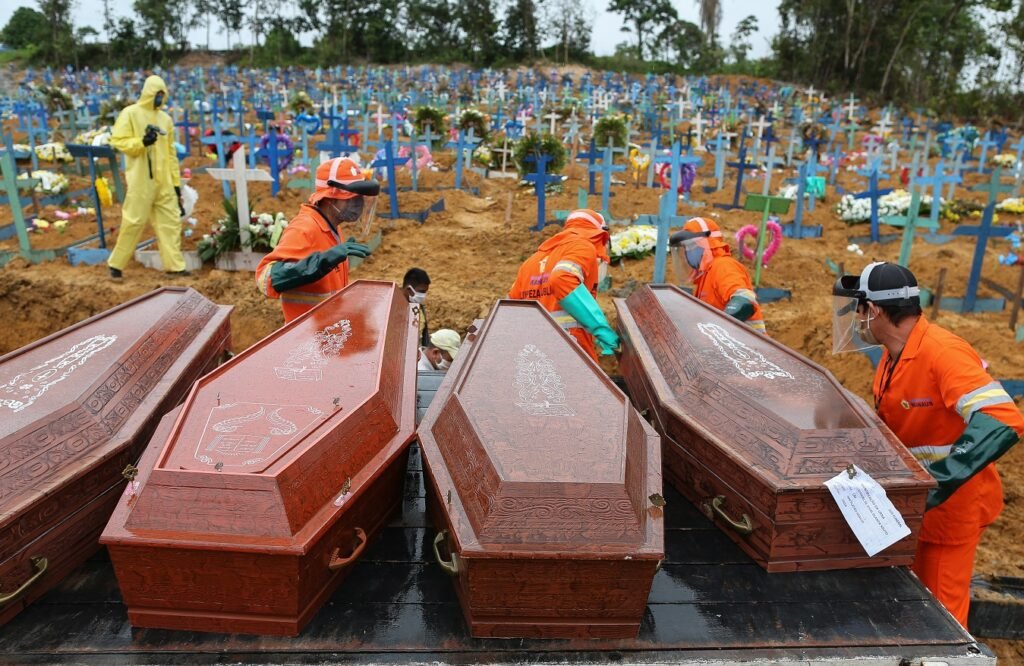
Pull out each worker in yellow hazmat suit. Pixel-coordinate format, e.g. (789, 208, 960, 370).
(107, 75, 187, 278)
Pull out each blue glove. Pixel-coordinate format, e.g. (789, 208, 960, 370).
(558, 283, 620, 355)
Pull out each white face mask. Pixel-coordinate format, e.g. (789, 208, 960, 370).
(855, 308, 879, 346)
(408, 289, 427, 305)
(436, 357, 451, 371)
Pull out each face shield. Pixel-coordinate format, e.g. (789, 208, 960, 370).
(831, 273, 879, 354)
(670, 234, 712, 284)
(327, 178, 379, 238)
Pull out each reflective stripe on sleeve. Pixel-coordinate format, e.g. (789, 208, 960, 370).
(734, 288, 758, 304)
(955, 382, 1014, 422)
(748, 319, 767, 334)
(550, 309, 581, 330)
(552, 260, 584, 281)
(257, 261, 277, 297)
(909, 444, 954, 468)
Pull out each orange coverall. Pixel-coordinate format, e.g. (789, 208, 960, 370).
(508, 221, 607, 361)
(693, 247, 766, 333)
(873, 316, 1023, 625)
(256, 203, 350, 323)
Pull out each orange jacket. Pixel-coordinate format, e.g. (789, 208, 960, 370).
(873, 316, 1024, 544)
(508, 224, 607, 361)
(693, 248, 766, 333)
(256, 203, 350, 323)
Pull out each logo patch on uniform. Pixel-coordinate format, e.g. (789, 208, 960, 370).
(904, 398, 933, 408)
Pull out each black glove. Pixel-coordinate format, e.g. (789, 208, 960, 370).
(175, 186, 185, 217)
(142, 126, 159, 147)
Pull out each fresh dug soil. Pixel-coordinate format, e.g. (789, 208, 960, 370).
(2, 124, 1024, 609)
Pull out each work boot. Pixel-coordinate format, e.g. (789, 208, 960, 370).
(109, 267, 123, 280)
(165, 270, 191, 277)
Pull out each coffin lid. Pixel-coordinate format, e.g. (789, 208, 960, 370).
(0, 287, 226, 523)
(117, 280, 416, 548)
(617, 285, 933, 488)
(420, 300, 662, 554)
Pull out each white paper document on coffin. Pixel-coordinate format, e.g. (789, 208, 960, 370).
(824, 464, 912, 557)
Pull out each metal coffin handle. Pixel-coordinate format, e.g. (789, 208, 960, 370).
(704, 495, 755, 536)
(433, 530, 460, 575)
(328, 528, 367, 570)
(0, 556, 48, 608)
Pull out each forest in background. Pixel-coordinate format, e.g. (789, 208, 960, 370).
(2, 0, 1024, 120)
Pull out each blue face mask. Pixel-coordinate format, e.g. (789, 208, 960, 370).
(684, 244, 705, 270)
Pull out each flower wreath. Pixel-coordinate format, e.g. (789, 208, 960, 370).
(259, 131, 295, 171)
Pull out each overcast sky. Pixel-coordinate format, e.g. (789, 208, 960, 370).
(2, 0, 781, 59)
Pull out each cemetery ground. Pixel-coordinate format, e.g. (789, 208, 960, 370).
(2, 86, 1024, 660)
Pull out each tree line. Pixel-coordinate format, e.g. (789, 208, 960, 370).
(3, 0, 1023, 121)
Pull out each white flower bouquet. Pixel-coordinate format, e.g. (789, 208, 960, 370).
(610, 225, 658, 261)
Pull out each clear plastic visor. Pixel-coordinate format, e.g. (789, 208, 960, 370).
(670, 236, 712, 284)
(832, 295, 879, 354)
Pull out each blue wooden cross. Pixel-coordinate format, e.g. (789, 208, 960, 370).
(200, 121, 235, 199)
(852, 163, 894, 243)
(446, 128, 482, 191)
(174, 110, 198, 156)
(589, 145, 627, 221)
(715, 136, 758, 210)
(524, 154, 562, 232)
(316, 123, 359, 159)
(371, 140, 411, 219)
(975, 131, 998, 174)
(937, 169, 1016, 312)
(577, 138, 601, 195)
(647, 192, 689, 282)
(916, 160, 958, 230)
(256, 127, 287, 196)
(782, 160, 824, 239)
(708, 134, 732, 191)
(66, 143, 121, 251)
(236, 125, 262, 169)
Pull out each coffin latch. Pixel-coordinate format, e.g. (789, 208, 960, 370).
(0, 556, 48, 608)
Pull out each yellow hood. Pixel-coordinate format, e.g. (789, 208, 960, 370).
(138, 75, 168, 110)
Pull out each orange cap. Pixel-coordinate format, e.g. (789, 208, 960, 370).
(309, 157, 365, 204)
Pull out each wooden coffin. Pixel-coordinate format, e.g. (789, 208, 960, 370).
(419, 300, 664, 639)
(0, 288, 232, 625)
(616, 285, 935, 573)
(101, 280, 417, 636)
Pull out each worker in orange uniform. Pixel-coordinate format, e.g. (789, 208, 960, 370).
(833, 262, 1023, 626)
(668, 217, 766, 333)
(256, 158, 379, 323)
(508, 208, 619, 361)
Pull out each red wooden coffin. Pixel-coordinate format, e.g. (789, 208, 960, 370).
(0, 288, 232, 625)
(419, 300, 664, 640)
(101, 280, 417, 636)
(616, 285, 935, 573)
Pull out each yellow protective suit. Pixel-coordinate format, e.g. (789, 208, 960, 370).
(107, 75, 184, 272)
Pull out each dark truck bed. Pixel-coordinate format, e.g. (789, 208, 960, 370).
(0, 373, 995, 665)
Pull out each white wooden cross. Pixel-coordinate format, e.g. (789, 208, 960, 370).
(207, 146, 273, 251)
(372, 104, 388, 137)
(750, 115, 770, 140)
(804, 85, 817, 99)
(874, 114, 893, 139)
(690, 111, 706, 147)
(496, 80, 507, 102)
(845, 95, 859, 121)
(493, 135, 514, 173)
(544, 110, 560, 135)
(677, 97, 692, 121)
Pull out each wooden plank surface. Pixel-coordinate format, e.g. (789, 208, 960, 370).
(0, 440, 991, 664)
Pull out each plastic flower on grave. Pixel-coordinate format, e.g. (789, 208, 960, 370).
(95, 177, 113, 207)
(19, 170, 69, 195)
(992, 154, 1018, 169)
(996, 198, 1024, 214)
(34, 219, 51, 230)
(34, 143, 73, 163)
(54, 220, 68, 234)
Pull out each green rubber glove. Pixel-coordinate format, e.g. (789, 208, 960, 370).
(558, 283, 620, 355)
(724, 294, 755, 322)
(925, 411, 1019, 509)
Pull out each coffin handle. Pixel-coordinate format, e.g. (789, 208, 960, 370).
(707, 496, 754, 536)
(0, 556, 48, 608)
(433, 530, 460, 575)
(328, 528, 367, 570)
